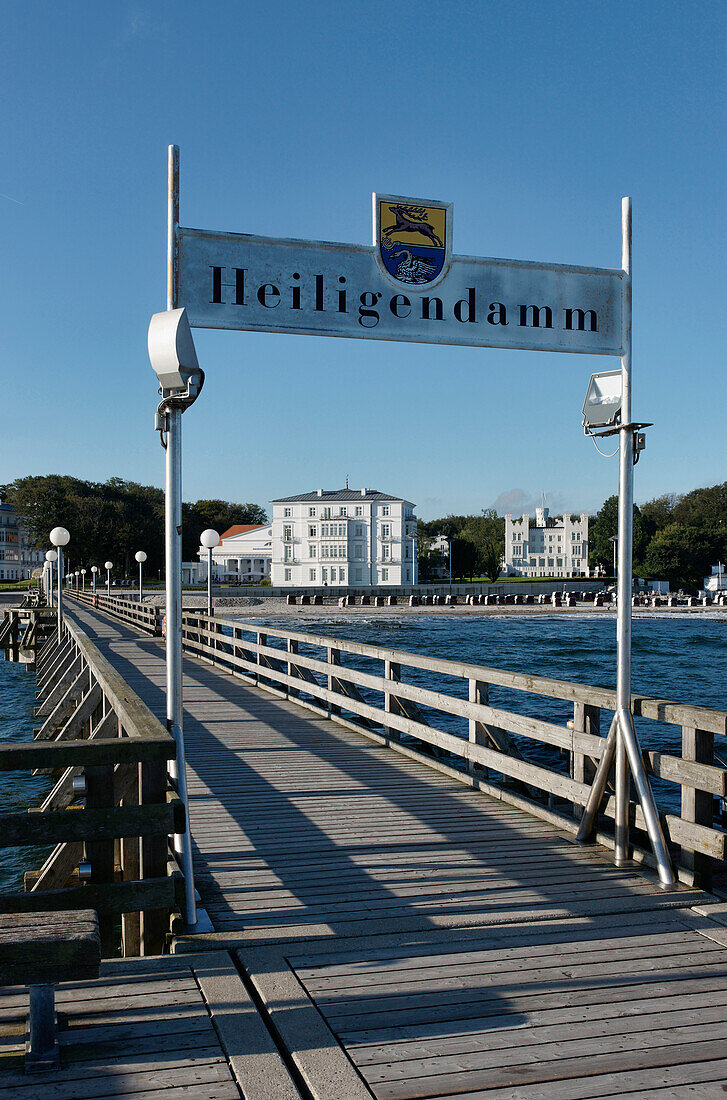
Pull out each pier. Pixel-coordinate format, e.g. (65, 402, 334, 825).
(1, 594, 727, 1096)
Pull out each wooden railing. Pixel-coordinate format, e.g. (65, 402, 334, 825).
(0, 617, 182, 956)
(0, 607, 56, 662)
(68, 589, 161, 634)
(180, 612, 727, 890)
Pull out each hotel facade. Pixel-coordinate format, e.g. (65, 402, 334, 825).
(270, 488, 417, 587)
(504, 506, 589, 578)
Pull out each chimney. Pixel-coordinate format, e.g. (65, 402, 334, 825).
(361, 487, 366, 496)
(317, 488, 323, 497)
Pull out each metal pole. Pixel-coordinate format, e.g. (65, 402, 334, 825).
(107, 570, 110, 597)
(56, 549, 63, 645)
(578, 199, 674, 886)
(207, 547, 212, 617)
(139, 562, 143, 603)
(165, 143, 197, 927)
(614, 200, 632, 864)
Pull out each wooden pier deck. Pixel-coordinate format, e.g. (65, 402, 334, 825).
(5, 601, 727, 1098)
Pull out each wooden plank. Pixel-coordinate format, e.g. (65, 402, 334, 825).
(0, 735, 175, 771)
(0, 800, 182, 847)
(0, 877, 177, 915)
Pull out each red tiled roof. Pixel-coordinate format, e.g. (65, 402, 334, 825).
(217, 524, 267, 545)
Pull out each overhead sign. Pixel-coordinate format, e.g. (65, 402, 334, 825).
(175, 193, 624, 356)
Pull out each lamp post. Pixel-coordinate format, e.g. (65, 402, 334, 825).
(74, 571, 79, 591)
(411, 535, 418, 587)
(91, 565, 98, 593)
(200, 530, 220, 618)
(49, 528, 70, 644)
(81, 568, 86, 592)
(148, 215, 205, 931)
(45, 550, 57, 607)
(577, 197, 673, 885)
(609, 535, 618, 581)
(135, 551, 147, 603)
(105, 561, 113, 596)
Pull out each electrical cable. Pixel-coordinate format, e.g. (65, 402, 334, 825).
(590, 435, 619, 459)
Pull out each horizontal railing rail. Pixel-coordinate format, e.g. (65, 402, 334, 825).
(181, 611, 727, 889)
(0, 616, 182, 957)
(68, 589, 161, 634)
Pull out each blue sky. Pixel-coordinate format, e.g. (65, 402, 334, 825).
(2, 1, 724, 520)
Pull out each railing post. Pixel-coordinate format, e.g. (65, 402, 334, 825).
(287, 638, 299, 700)
(328, 646, 342, 716)
(468, 679, 489, 778)
(681, 725, 714, 890)
(572, 702, 600, 817)
(384, 660, 401, 742)
(257, 631, 266, 685)
(85, 758, 115, 956)
(139, 759, 169, 955)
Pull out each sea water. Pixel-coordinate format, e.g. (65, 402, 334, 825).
(0, 658, 52, 889)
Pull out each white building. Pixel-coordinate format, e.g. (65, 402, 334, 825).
(0, 502, 44, 581)
(197, 524, 272, 583)
(704, 563, 727, 593)
(504, 506, 589, 578)
(271, 488, 417, 587)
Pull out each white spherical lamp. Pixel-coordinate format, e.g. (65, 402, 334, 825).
(200, 530, 219, 550)
(50, 527, 70, 548)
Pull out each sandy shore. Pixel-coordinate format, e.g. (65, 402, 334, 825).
(139, 593, 727, 620)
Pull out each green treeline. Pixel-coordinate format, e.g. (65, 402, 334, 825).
(2, 475, 267, 579)
(590, 483, 727, 591)
(417, 511, 504, 582)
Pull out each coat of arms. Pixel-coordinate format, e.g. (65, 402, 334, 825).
(374, 193, 452, 289)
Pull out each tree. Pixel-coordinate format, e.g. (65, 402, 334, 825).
(589, 495, 650, 573)
(6, 475, 266, 582)
(182, 499, 268, 561)
(641, 523, 718, 592)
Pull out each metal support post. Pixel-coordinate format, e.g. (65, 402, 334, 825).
(577, 198, 674, 887)
(207, 547, 213, 618)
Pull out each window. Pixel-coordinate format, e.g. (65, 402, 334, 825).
(339, 507, 347, 516)
(354, 568, 362, 582)
(355, 506, 363, 517)
(309, 569, 316, 581)
(355, 525, 363, 537)
(548, 558, 554, 567)
(380, 568, 388, 581)
(338, 568, 346, 582)
(323, 507, 331, 519)
(405, 569, 410, 581)
(284, 545, 292, 561)
(539, 558, 545, 567)
(284, 568, 292, 581)
(284, 507, 292, 517)
(283, 525, 293, 540)
(309, 545, 316, 558)
(405, 544, 410, 558)
(308, 507, 316, 517)
(382, 505, 390, 516)
(381, 524, 391, 538)
(382, 544, 390, 560)
(354, 544, 363, 558)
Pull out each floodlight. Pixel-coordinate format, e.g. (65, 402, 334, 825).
(582, 370, 622, 431)
(148, 307, 200, 393)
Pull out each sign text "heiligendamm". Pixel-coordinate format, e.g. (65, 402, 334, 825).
(177, 228, 624, 356)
